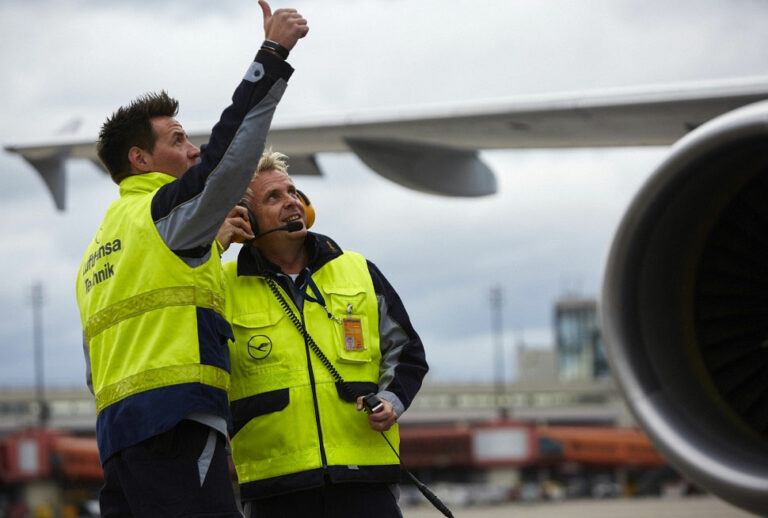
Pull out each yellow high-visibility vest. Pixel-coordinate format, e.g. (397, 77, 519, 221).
(224, 251, 399, 491)
(76, 173, 230, 415)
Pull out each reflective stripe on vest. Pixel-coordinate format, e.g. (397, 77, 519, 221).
(84, 286, 225, 341)
(95, 363, 229, 412)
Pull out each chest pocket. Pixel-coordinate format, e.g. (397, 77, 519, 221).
(325, 285, 374, 364)
(231, 309, 291, 374)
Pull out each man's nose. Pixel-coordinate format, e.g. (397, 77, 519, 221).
(286, 195, 302, 210)
(188, 144, 201, 160)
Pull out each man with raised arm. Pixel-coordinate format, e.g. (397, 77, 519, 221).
(74, 3, 307, 516)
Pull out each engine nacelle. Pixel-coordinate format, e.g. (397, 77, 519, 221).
(602, 100, 768, 516)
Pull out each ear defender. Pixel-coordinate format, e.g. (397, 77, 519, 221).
(297, 190, 315, 229)
(237, 201, 259, 236)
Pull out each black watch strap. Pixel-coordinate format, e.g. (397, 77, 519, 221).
(261, 39, 290, 60)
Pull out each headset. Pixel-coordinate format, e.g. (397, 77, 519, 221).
(238, 189, 315, 242)
(296, 190, 315, 229)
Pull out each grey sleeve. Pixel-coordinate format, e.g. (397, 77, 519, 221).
(376, 293, 407, 418)
(82, 333, 94, 395)
(154, 78, 289, 267)
(368, 260, 428, 417)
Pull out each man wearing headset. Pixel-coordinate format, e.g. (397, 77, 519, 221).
(75, 4, 307, 516)
(216, 150, 429, 517)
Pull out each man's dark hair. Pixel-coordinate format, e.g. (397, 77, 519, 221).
(97, 91, 179, 184)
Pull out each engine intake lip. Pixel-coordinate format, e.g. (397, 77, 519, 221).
(602, 100, 768, 515)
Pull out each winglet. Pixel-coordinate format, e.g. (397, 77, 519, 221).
(19, 150, 69, 211)
(5, 118, 85, 211)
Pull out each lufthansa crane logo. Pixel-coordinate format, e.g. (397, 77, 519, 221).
(247, 335, 272, 360)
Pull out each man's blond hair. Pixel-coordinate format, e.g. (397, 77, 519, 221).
(256, 148, 290, 177)
(242, 148, 292, 204)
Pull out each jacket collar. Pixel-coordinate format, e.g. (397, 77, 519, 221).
(236, 231, 343, 278)
(119, 172, 176, 197)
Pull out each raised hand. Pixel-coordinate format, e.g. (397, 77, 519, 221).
(259, 0, 309, 51)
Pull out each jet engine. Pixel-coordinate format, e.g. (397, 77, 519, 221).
(602, 100, 768, 516)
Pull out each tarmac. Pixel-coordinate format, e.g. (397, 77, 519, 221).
(401, 495, 758, 518)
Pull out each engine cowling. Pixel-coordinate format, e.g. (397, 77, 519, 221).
(602, 100, 768, 516)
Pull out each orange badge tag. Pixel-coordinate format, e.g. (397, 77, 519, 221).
(343, 318, 365, 351)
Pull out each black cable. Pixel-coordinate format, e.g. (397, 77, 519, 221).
(379, 432, 455, 518)
(266, 279, 358, 400)
(265, 278, 455, 518)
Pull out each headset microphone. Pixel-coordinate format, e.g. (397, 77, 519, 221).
(254, 221, 303, 238)
(243, 221, 303, 247)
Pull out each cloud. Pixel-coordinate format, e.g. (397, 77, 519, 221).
(1, 0, 767, 387)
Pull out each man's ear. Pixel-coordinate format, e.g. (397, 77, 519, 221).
(128, 146, 152, 173)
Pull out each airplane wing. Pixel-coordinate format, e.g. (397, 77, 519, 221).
(5, 76, 768, 210)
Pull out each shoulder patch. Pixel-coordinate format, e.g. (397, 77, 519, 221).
(243, 61, 265, 83)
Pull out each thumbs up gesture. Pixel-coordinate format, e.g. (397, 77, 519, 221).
(259, 0, 309, 51)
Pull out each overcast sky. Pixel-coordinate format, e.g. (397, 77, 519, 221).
(1, 0, 767, 389)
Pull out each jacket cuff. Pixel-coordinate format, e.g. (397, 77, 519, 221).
(378, 390, 404, 418)
(255, 49, 294, 81)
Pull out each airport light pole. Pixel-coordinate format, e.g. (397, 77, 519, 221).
(31, 282, 49, 427)
(490, 284, 508, 419)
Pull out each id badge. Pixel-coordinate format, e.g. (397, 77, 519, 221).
(343, 318, 365, 351)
